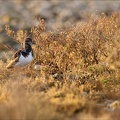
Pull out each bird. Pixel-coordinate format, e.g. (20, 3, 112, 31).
(6, 36, 34, 69)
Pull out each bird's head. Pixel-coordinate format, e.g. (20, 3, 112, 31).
(25, 35, 35, 45)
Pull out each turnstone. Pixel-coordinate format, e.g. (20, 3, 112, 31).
(6, 36, 34, 69)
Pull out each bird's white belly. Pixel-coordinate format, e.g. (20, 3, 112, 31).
(14, 52, 33, 67)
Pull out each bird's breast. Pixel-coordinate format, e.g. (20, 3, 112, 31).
(14, 52, 33, 67)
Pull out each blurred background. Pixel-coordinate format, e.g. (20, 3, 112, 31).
(0, 0, 120, 60)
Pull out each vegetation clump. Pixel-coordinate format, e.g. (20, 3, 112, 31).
(0, 13, 120, 120)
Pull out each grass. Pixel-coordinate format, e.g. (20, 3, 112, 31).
(0, 13, 120, 120)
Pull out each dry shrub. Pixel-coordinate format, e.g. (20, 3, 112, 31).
(3, 13, 120, 92)
(0, 79, 65, 120)
(5, 13, 120, 74)
(3, 12, 120, 93)
(0, 77, 109, 120)
(1, 13, 120, 120)
(31, 13, 120, 74)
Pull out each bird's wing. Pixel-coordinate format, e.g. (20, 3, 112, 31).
(6, 50, 22, 69)
(13, 49, 22, 60)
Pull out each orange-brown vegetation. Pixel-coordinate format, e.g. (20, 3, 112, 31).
(0, 13, 119, 120)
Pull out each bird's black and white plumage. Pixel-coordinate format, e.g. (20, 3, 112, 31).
(6, 36, 34, 69)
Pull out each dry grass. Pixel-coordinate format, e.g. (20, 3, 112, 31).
(0, 13, 120, 120)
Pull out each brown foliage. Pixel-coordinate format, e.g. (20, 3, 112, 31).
(1, 13, 120, 120)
